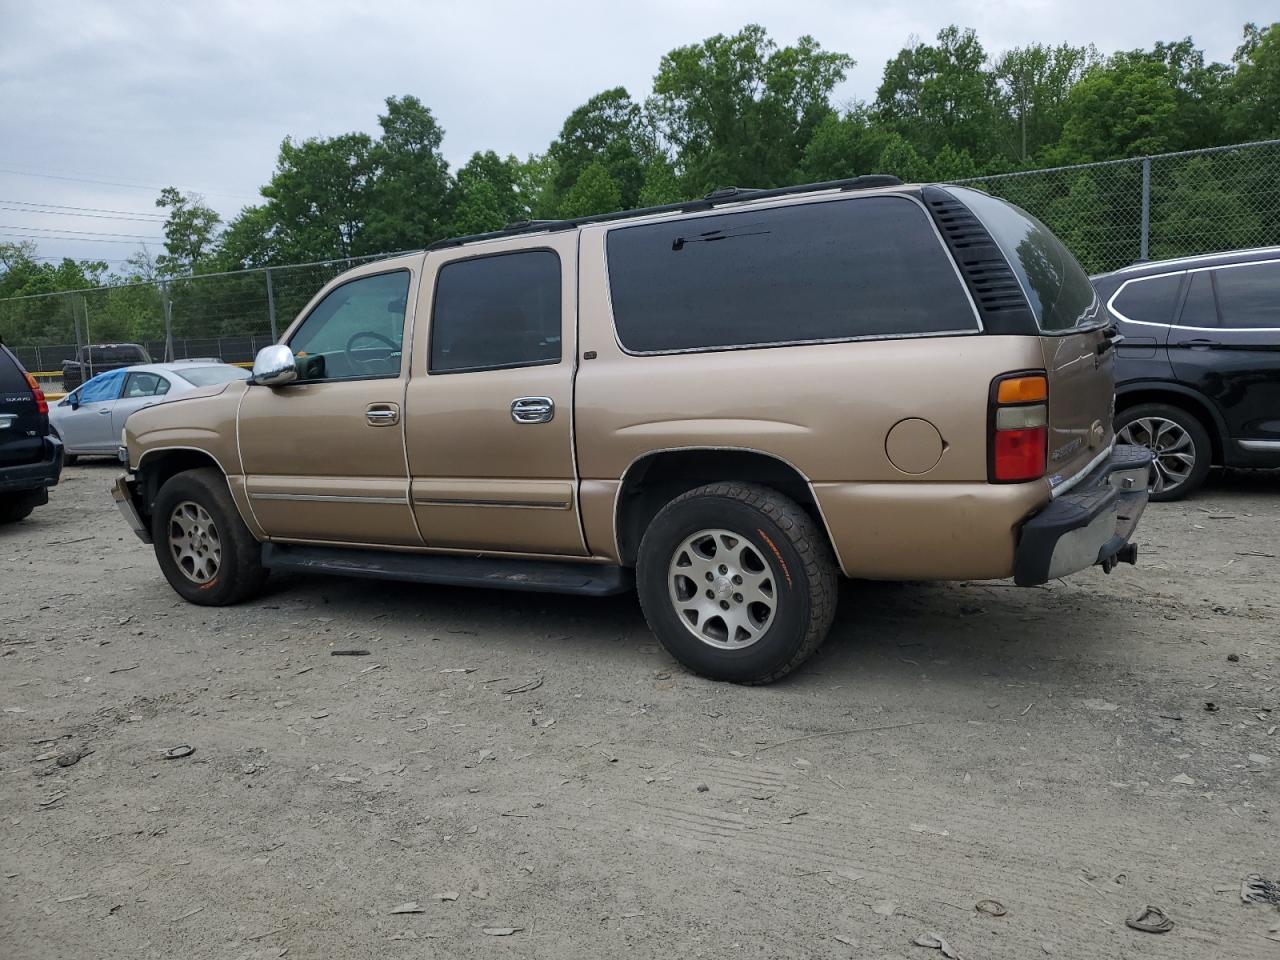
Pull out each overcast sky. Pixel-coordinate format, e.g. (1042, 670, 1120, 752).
(1, 0, 1272, 266)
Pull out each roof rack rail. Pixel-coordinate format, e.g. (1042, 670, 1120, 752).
(427, 173, 904, 250)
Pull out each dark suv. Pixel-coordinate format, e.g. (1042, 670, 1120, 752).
(0, 342, 63, 523)
(1095, 248, 1280, 500)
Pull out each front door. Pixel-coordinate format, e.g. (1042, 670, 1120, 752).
(237, 260, 424, 546)
(58, 369, 127, 453)
(1168, 261, 1280, 447)
(403, 236, 585, 556)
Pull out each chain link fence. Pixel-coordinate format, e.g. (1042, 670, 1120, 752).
(3, 140, 1279, 387)
(0, 253, 402, 386)
(954, 138, 1280, 275)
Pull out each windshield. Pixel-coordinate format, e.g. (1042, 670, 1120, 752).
(172, 365, 251, 387)
(947, 186, 1101, 332)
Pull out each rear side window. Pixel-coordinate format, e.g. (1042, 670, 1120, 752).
(1178, 272, 1219, 327)
(947, 186, 1100, 332)
(1110, 274, 1181, 325)
(605, 196, 976, 354)
(1213, 261, 1280, 329)
(430, 250, 562, 374)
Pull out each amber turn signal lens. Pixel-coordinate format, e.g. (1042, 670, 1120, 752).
(996, 375, 1047, 404)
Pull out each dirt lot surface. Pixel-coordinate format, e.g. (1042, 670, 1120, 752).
(2, 462, 1278, 959)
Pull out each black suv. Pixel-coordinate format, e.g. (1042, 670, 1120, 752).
(0, 342, 63, 523)
(1094, 248, 1280, 500)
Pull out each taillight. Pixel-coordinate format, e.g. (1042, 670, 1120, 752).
(24, 372, 48, 416)
(990, 372, 1047, 482)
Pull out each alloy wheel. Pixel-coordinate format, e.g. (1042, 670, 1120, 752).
(168, 500, 222, 584)
(1118, 416, 1195, 495)
(668, 528, 777, 649)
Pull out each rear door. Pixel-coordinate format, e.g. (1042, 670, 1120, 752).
(0, 346, 43, 467)
(403, 235, 585, 556)
(1168, 259, 1280, 447)
(948, 187, 1114, 487)
(110, 371, 172, 441)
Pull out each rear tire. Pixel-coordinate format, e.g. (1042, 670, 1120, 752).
(151, 468, 268, 605)
(1116, 402, 1212, 501)
(0, 490, 43, 524)
(636, 482, 837, 684)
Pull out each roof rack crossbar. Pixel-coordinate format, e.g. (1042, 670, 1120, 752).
(427, 174, 904, 250)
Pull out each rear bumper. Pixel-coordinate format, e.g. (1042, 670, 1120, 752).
(112, 473, 152, 543)
(1014, 444, 1153, 586)
(0, 436, 63, 494)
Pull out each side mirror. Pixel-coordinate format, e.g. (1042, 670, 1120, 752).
(251, 345, 298, 387)
(67, 396, 79, 410)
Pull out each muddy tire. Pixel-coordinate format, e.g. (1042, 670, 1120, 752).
(151, 468, 268, 605)
(636, 482, 837, 684)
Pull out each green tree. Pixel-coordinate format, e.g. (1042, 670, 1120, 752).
(1230, 22, 1280, 138)
(874, 27, 998, 163)
(637, 156, 684, 206)
(155, 187, 222, 276)
(796, 108, 896, 181)
(993, 43, 1096, 163)
(547, 88, 648, 212)
(649, 25, 854, 193)
(877, 135, 932, 183)
(362, 95, 452, 252)
(560, 161, 622, 218)
(446, 151, 526, 236)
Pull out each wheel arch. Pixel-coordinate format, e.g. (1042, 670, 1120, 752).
(1115, 382, 1226, 465)
(134, 447, 238, 527)
(612, 447, 842, 570)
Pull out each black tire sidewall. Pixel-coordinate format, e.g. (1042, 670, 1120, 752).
(637, 494, 817, 683)
(151, 471, 257, 605)
(1118, 402, 1212, 501)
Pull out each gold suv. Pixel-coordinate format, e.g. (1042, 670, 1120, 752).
(113, 176, 1152, 683)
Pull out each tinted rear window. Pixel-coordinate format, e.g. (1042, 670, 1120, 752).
(88, 345, 148, 363)
(605, 196, 976, 353)
(1111, 274, 1181, 325)
(0, 347, 28, 392)
(1178, 272, 1218, 327)
(1213, 261, 1280, 329)
(173, 366, 251, 387)
(947, 186, 1100, 332)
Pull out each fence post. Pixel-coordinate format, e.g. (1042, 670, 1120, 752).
(265, 267, 278, 342)
(1139, 157, 1151, 261)
(162, 282, 174, 362)
(81, 295, 93, 379)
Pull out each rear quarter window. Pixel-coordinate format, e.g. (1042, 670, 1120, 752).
(605, 195, 977, 354)
(1109, 274, 1182, 325)
(946, 186, 1100, 332)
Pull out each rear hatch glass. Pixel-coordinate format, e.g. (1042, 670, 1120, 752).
(0, 347, 42, 466)
(947, 186, 1115, 488)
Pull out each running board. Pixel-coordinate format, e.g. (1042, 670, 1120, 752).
(260, 543, 634, 597)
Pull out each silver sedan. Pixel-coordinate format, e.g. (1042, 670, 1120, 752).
(49, 361, 249, 463)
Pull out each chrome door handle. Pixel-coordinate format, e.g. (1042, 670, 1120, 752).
(510, 397, 554, 424)
(97, 408, 111, 415)
(366, 404, 400, 426)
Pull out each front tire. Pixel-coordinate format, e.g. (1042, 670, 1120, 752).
(1116, 402, 1212, 501)
(637, 483, 837, 683)
(151, 468, 268, 605)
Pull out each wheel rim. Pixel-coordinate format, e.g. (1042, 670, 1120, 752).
(1117, 416, 1195, 495)
(168, 500, 221, 584)
(668, 528, 777, 650)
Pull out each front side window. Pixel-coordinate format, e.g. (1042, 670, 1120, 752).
(1213, 261, 1280, 329)
(288, 271, 411, 381)
(606, 196, 976, 354)
(429, 250, 561, 374)
(947, 186, 1101, 332)
(79, 369, 127, 404)
(1110, 274, 1181, 325)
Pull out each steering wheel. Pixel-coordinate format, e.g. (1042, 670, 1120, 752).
(344, 330, 400, 374)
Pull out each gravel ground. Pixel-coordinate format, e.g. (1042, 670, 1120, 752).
(2, 462, 1278, 959)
